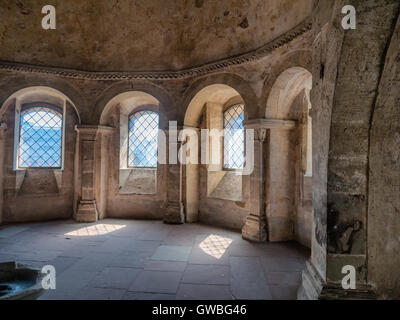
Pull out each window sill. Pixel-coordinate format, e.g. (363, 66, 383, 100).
(14, 168, 64, 172)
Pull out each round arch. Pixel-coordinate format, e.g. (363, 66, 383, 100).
(0, 86, 81, 123)
(265, 67, 312, 120)
(182, 73, 258, 123)
(95, 81, 174, 128)
(263, 65, 313, 247)
(261, 50, 312, 118)
(184, 84, 243, 127)
(182, 81, 249, 227)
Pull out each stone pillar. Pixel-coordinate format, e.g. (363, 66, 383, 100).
(75, 125, 113, 223)
(242, 127, 268, 242)
(242, 119, 298, 242)
(182, 126, 201, 223)
(0, 123, 7, 225)
(164, 126, 185, 224)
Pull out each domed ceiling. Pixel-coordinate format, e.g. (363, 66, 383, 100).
(0, 0, 311, 72)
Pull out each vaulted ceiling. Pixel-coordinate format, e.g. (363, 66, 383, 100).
(0, 0, 311, 72)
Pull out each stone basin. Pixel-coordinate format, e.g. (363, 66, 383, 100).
(0, 262, 45, 300)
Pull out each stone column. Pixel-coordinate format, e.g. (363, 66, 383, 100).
(182, 126, 201, 223)
(242, 127, 268, 242)
(164, 126, 185, 224)
(0, 122, 7, 225)
(242, 119, 297, 242)
(75, 125, 113, 223)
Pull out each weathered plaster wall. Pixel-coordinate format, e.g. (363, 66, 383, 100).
(0, 99, 79, 223)
(104, 108, 167, 220)
(368, 11, 400, 299)
(326, 0, 399, 286)
(299, 0, 400, 300)
(0, 0, 311, 71)
(199, 165, 251, 230)
(267, 129, 296, 241)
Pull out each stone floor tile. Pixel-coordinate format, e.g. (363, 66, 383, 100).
(260, 257, 306, 273)
(0, 219, 310, 300)
(230, 256, 272, 300)
(188, 247, 230, 265)
(182, 264, 230, 285)
(144, 260, 187, 272)
(76, 287, 126, 300)
(0, 226, 30, 238)
(265, 271, 302, 286)
(88, 267, 142, 289)
(128, 270, 182, 294)
(270, 285, 299, 300)
(107, 250, 151, 268)
(151, 245, 192, 262)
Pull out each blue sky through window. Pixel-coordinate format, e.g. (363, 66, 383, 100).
(128, 111, 159, 167)
(224, 104, 245, 169)
(18, 108, 62, 168)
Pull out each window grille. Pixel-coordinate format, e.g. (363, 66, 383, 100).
(128, 111, 159, 168)
(18, 106, 63, 168)
(223, 104, 245, 169)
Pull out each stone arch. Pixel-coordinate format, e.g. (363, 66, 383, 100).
(0, 86, 81, 123)
(261, 50, 312, 118)
(98, 89, 169, 219)
(266, 67, 312, 120)
(100, 90, 166, 129)
(263, 66, 313, 246)
(95, 81, 174, 128)
(0, 86, 81, 223)
(184, 84, 243, 127)
(181, 73, 258, 123)
(182, 82, 249, 228)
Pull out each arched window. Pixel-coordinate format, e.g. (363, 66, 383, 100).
(18, 105, 63, 168)
(128, 111, 159, 168)
(223, 104, 245, 169)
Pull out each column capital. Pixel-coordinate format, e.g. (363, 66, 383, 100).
(254, 128, 268, 142)
(245, 118, 297, 130)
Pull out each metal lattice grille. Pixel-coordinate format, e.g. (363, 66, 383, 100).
(128, 111, 159, 167)
(18, 107, 63, 168)
(224, 104, 245, 169)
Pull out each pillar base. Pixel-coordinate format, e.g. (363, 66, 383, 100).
(164, 202, 184, 224)
(76, 200, 98, 223)
(298, 260, 377, 300)
(242, 214, 267, 242)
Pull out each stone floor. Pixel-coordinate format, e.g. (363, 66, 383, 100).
(0, 219, 310, 300)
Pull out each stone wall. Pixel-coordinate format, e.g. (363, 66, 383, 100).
(0, 98, 79, 223)
(299, 0, 400, 300)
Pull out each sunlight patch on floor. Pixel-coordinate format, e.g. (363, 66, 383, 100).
(65, 224, 126, 236)
(199, 234, 233, 259)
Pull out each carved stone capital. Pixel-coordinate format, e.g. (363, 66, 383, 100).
(254, 128, 268, 142)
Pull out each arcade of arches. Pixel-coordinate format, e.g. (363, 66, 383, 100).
(0, 0, 399, 299)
